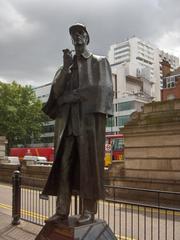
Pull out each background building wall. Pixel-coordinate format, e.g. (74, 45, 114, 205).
(33, 83, 54, 147)
(108, 37, 179, 101)
(161, 67, 180, 101)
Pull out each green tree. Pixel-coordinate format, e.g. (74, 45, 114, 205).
(0, 81, 47, 150)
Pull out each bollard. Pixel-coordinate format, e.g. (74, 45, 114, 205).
(12, 170, 21, 225)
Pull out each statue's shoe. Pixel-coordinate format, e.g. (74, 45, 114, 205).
(77, 211, 94, 225)
(45, 214, 68, 224)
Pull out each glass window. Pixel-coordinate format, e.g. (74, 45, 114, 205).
(41, 136, 54, 143)
(166, 76, 175, 88)
(117, 101, 134, 111)
(114, 43, 129, 51)
(106, 117, 114, 127)
(114, 48, 129, 56)
(43, 125, 54, 133)
(113, 138, 124, 150)
(117, 115, 130, 126)
(115, 54, 130, 60)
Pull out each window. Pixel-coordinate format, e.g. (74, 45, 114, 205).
(114, 48, 129, 56)
(136, 57, 153, 65)
(166, 76, 175, 88)
(115, 54, 130, 60)
(41, 136, 54, 143)
(114, 75, 117, 99)
(43, 125, 54, 133)
(117, 115, 130, 126)
(113, 138, 124, 151)
(117, 101, 134, 111)
(106, 117, 114, 127)
(114, 43, 129, 51)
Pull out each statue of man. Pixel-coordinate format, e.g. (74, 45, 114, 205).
(42, 23, 113, 224)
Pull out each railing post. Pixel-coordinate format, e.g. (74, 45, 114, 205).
(12, 170, 21, 225)
(79, 196, 83, 215)
(74, 194, 78, 215)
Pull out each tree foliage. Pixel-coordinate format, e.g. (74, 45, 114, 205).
(0, 81, 47, 149)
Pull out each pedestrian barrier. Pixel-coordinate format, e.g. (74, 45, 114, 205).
(12, 171, 180, 239)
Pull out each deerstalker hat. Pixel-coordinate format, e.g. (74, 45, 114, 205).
(69, 23, 90, 44)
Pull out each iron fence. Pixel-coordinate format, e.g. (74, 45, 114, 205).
(12, 171, 180, 240)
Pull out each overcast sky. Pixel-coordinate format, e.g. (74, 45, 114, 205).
(1, 0, 180, 87)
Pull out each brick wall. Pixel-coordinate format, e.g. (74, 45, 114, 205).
(161, 79, 180, 101)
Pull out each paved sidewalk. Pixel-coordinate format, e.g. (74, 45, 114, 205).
(0, 212, 42, 240)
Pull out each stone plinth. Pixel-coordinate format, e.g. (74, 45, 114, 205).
(119, 99, 180, 191)
(35, 218, 117, 240)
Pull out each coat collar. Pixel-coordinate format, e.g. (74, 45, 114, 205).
(70, 50, 92, 70)
(74, 49, 92, 60)
(81, 49, 92, 59)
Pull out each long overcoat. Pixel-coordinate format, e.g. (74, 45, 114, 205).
(42, 53, 113, 200)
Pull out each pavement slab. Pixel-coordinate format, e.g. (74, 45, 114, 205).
(0, 212, 42, 240)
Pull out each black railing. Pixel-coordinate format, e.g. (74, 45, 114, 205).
(12, 171, 180, 240)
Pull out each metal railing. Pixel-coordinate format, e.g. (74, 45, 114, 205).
(12, 171, 180, 240)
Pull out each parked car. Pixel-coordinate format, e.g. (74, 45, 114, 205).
(7, 156, 20, 164)
(23, 156, 47, 164)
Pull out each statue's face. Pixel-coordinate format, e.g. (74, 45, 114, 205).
(71, 29, 88, 55)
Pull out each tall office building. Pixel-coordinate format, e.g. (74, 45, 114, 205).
(33, 83, 54, 146)
(108, 37, 179, 101)
(106, 72, 152, 133)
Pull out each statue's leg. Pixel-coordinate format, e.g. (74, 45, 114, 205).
(78, 198, 97, 224)
(56, 135, 75, 217)
(83, 198, 97, 214)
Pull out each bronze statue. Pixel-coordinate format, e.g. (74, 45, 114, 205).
(42, 23, 113, 224)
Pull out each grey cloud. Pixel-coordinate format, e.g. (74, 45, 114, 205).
(0, 0, 180, 86)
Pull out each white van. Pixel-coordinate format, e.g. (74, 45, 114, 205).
(23, 156, 47, 164)
(7, 156, 20, 164)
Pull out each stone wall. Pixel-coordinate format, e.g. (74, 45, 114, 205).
(0, 136, 6, 162)
(0, 135, 51, 186)
(0, 136, 16, 183)
(20, 161, 51, 188)
(0, 160, 51, 187)
(0, 163, 19, 183)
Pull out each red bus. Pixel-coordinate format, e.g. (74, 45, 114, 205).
(10, 147, 54, 161)
(104, 134, 124, 167)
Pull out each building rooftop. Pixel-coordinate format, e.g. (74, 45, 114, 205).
(33, 82, 51, 90)
(170, 66, 180, 76)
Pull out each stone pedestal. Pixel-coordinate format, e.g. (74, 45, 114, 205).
(119, 99, 180, 192)
(35, 217, 117, 240)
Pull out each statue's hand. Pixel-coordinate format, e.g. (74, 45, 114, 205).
(63, 49, 73, 71)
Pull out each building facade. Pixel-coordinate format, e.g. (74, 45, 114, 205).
(108, 37, 179, 101)
(161, 66, 180, 101)
(106, 72, 152, 134)
(33, 83, 54, 146)
(106, 94, 151, 133)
